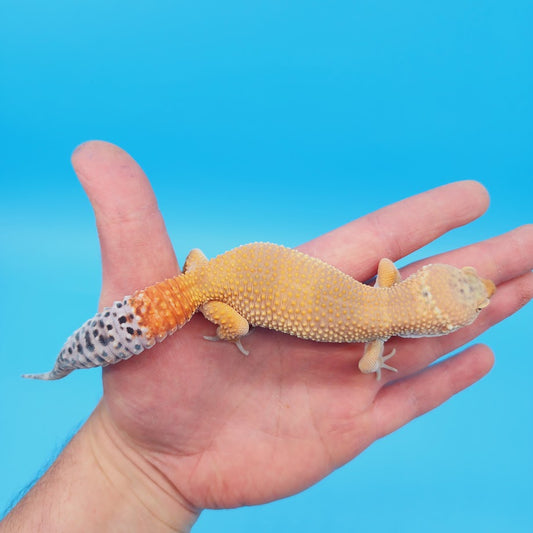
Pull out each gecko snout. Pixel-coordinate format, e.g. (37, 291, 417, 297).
(460, 266, 495, 313)
(482, 278, 496, 299)
(475, 278, 495, 311)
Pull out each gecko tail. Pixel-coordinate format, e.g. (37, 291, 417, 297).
(21, 298, 154, 381)
(23, 274, 200, 381)
(22, 368, 73, 380)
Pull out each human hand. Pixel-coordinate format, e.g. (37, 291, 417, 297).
(67, 140, 532, 524)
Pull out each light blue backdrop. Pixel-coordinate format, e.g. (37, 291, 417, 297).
(1, 1, 531, 531)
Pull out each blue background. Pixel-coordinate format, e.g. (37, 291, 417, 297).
(1, 1, 531, 531)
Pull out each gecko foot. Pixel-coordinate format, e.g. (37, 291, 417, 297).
(203, 335, 250, 356)
(359, 341, 398, 380)
(376, 349, 398, 381)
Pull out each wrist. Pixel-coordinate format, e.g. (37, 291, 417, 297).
(85, 401, 200, 532)
(1, 402, 199, 532)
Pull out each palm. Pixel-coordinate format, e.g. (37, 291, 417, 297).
(74, 141, 532, 510)
(104, 325, 379, 507)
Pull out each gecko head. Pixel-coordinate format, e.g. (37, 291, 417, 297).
(460, 266, 496, 308)
(420, 264, 496, 334)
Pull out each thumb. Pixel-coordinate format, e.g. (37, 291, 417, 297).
(71, 141, 179, 308)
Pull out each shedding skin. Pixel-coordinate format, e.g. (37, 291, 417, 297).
(22, 243, 495, 380)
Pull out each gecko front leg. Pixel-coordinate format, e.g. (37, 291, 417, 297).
(359, 341, 397, 381)
(358, 258, 400, 380)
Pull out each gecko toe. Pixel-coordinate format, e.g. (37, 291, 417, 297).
(235, 339, 250, 356)
(203, 335, 250, 356)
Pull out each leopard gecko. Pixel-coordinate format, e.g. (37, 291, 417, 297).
(23, 242, 495, 381)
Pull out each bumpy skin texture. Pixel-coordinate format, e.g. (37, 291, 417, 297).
(22, 242, 495, 380)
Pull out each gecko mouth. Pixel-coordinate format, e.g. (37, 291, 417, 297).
(476, 278, 496, 311)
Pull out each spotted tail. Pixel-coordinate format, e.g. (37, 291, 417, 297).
(22, 274, 202, 380)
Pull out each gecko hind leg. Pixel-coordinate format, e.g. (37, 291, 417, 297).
(359, 258, 402, 380)
(183, 248, 208, 273)
(182, 249, 250, 354)
(201, 301, 251, 356)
